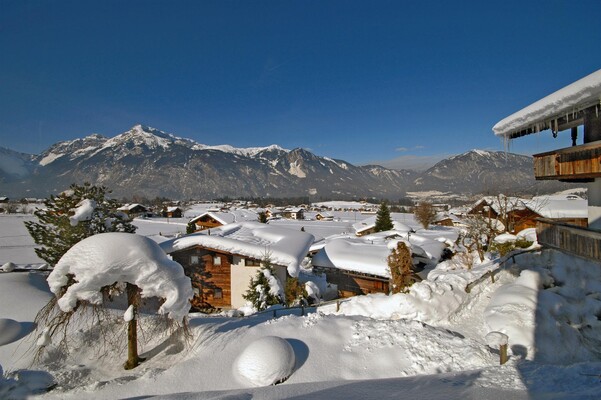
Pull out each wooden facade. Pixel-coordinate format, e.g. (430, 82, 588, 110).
(536, 219, 601, 260)
(533, 141, 601, 181)
(314, 266, 389, 297)
(170, 246, 232, 310)
(162, 207, 183, 218)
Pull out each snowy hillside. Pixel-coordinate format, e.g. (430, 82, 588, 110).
(0, 214, 600, 399)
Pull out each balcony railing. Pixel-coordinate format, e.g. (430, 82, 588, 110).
(536, 219, 601, 260)
(533, 141, 601, 181)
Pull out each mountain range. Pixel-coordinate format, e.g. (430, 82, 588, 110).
(0, 125, 571, 200)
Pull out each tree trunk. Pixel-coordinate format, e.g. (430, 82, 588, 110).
(124, 282, 143, 370)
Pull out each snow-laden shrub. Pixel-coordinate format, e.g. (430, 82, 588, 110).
(233, 336, 295, 386)
(243, 266, 283, 311)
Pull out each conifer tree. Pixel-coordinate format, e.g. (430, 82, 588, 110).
(387, 242, 418, 293)
(284, 277, 309, 306)
(186, 221, 196, 234)
(242, 255, 283, 310)
(25, 183, 136, 266)
(374, 202, 394, 232)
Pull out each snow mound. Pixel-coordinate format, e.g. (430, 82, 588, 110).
(493, 233, 517, 244)
(48, 233, 193, 322)
(1, 262, 16, 272)
(485, 331, 508, 348)
(0, 318, 22, 346)
(233, 336, 295, 386)
(69, 199, 96, 226)
(517, 228, 537, 242)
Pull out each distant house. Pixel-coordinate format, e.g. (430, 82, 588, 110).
(283, 207, 304, 220)
(352, 216, 414, 236)
(188, 210, 259, 232)
(117, 203, 149, 219)
(467, 194, 587, 233)
(315, 212, 334, 221)
(160, 222, 314, 310)
(162, 206, 183, 218)
(0, 197, 8, 203)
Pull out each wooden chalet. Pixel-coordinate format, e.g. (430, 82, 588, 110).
(117, 203, 149, 219)
(160, 222, 314, 310)
(493, 69, 601, 259)
(283, 207, 304, 220)
(313, 265, 389, 297)
(162, 206, 183, 218)
(189, 212, 233, 231)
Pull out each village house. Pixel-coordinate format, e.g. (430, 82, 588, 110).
(467, 194, 588, 233)
(352, 215, 414, 236)
(117, 203, 149, 219)
(493, 69, 601, 260)
(162, 206, 183, 218)
(315, 212, 334, 221)
(283, 207, 304, 220)
(312, 231, 446, 298)
(159, 222, 314, 310)
(188, 210, 259, 232)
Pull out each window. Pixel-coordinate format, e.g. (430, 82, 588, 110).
(245, 258, 261, 267)
(213, 255, 222, 266)
(190, 255, 200, 265)
(213, 288, 223, 299)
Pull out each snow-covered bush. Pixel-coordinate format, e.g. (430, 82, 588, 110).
(284, 277, 309, 306)
(233, 336, 295, 386)
(38, 232, 193, 370)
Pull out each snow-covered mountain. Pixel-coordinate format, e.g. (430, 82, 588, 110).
(0, 125, 571, 198)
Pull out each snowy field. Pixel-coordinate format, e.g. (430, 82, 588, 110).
(1, 214, 600, 399)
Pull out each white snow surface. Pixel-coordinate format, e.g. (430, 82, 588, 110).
(493, 68, 601, 137)
(232, 336, 295, 387)
(160, 222, 314, 277)
(1, 214, 600, 399)
(68, 199, 96, 226)
(0, 318, 22, 346)
(48, 233, 193, 322)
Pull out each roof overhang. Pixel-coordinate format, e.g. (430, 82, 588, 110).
(493, 69, 601, 138)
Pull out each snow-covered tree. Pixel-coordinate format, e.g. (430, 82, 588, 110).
(413, 201, 437, 229)
(243, 255, 283, 311)
(37, 232, 193, 370)
(374, 202, 393, 232)
(25, 183, 136, 266)
(258, 211, 268, 223)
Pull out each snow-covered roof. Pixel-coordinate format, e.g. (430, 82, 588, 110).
(352, 216, 413, 235)
(312, 231, 446, 278)
(493, 69, 601, 138)
(470, 196, 526, 215)
(117, 203, 147, 212)
(159, 222, 315, 277)
(166, 206, 182, 212)
(189, 210, 259, 225)
(523, 195, 587, 219)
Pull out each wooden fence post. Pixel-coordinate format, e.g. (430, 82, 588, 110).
(336, 300, 340, 312)
(499, 343, 508, 365)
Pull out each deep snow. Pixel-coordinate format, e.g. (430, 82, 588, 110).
(1, 214, 600, 399)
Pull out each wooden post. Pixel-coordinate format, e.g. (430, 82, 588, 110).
(301, 306, 304, 316)
(124, 282, 143, 370)
(273, 309, 276, 318)
(499, 343, 508, 365)
(490, 272, 495, 284)
(336, 300, 340, 312)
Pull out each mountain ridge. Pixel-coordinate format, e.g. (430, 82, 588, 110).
(0, 125, 571, 199)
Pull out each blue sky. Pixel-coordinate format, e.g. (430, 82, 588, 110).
(2, 0, 601, 169)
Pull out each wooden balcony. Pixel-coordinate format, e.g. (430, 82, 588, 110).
(533, 141, 601, 181)
(536, 219, 601, 260)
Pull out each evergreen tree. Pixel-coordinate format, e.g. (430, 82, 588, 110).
(387, 242, 419, 293)
(374, 202, 393, 232)
(186, 221, 196, 234)
(242, 256, 283, 311)
(258, 211, 268, 223)
(284, 277, 309, 306)
(25, 183, 136, 266)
